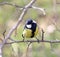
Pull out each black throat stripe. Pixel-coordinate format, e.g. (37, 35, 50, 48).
(31, 23, 37, 38)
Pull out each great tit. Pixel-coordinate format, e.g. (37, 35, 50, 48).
(22, 19, 39, 41)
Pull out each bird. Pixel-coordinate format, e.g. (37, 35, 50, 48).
(22, 19, 39, 42)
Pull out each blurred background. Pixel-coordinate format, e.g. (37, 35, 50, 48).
(0, 0, 60, 57)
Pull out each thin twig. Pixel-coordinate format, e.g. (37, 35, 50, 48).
(0, 2, 23, 8)
(0, 2, 46, 15)
(5, 40, 60, 44)
(32, 6, 46, 15)
(1, 0, 36, 48)
(41, 29, 44, 41)
(2, 30, 6, 39)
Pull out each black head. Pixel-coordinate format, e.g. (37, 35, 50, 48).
(26, 19, 33, 24)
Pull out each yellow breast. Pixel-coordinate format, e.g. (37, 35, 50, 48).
(22, 27, 39, 38)
(23, 29, 32, 38)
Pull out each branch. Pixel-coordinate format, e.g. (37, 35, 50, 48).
(0, 2, 23, 8)
(0, 2, 46, 15)
(25, 0, 36, 8)
(2, 0, 36, 47)
(41, 29, 44, 41)
(32, 6, 46, 15)
(5, 40, 60, 44)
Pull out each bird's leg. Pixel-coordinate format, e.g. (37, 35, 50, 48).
(22, 34, 25, 41)
(35, 37, 40, 43)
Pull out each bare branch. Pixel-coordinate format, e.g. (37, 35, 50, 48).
(25, 0, 36, 8)
(0, 2, 23, 8)
(2, 29, 6, 39)
(32, 6, 46, 15)
(1, 0, 36, 47)
(0, 2, 46, 15)
(5, 40, 60, 44)
(0, 0, 36, 9)
(2, 9, 26, 44)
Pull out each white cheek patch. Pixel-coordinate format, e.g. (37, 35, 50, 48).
(33, 20, 36, 23)
(26, 24, 32, 28)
